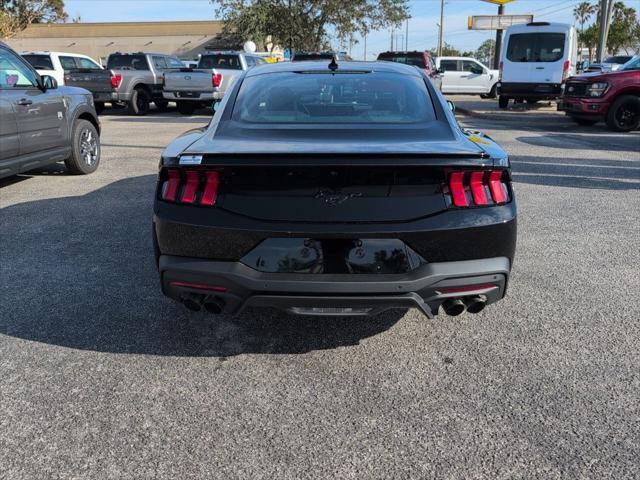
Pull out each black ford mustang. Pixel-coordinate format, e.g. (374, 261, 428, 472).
(153, 60, 517, 318)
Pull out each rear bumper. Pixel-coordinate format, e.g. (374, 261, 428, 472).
(92, 91, 117, 102)
(163, 91, 221, 102)
(498, 82, 562, 99)
(159, 255, 511, 317)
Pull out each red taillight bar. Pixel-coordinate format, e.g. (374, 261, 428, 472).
(170, 281, 228, 292)
(447, 170, 509, 208)
(160, 169, 221, 206)
(439, 283, 498, 294)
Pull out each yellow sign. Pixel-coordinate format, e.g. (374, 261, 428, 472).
(481, 0, 516, 5)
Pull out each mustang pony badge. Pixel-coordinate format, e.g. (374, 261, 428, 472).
(315, 190, 362, 207)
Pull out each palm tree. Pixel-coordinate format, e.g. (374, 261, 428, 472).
(574, 2, 596, 61)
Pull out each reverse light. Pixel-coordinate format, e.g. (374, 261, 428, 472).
(586, 82, 609, 97)
(447, 170, 509, 208)
(160, 169, 221, 206)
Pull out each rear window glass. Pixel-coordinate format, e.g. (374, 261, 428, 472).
(506, 33, 565, 62)
(377, 54, 425, 68)
(106, 54, 149, 70)
(232, 71, 435, 124)
(199, 54, 242, 70)
(604, 56, 631, 64)
(22, 54, 53, 70)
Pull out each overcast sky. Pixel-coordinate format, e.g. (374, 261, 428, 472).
(64, 0, 583, 58)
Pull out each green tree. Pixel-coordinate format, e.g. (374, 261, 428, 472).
(212, 0, 410, 53)
(579, 23, 599, 61)
(0, 0, 66, 38)
(475, 39, 495, 66)
(574, 1, 596, 55)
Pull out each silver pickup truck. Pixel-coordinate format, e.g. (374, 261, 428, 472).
(163, 52, 267, 115)
(106, 52, 184, 115)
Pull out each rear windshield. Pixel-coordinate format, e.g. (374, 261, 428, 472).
(232, 71, 435, 124)
(377, 53, 425, 68)
(106, 54, 149, 70)
(506, 33, 565, 62)
(22, 54, 53, 70)
(604, 56, 632, 64)
(199, 54, 242, 70)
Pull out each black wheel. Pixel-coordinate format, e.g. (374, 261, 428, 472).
(94, 102, 105, 115)
(64, 119, 100, 175)
(481, 84, 498, 99)
(606, 95, 640, 132)
(129, 87, 151, 115)
(154, 99, 169, 111)
(570, 116, 599, 126)
(176, 101, 197, 115)
(498, 96, 509, 109)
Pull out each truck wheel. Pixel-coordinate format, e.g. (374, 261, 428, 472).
(570, 116, 599, 126)
(481, 84, 498, 99)
(525, 98, 539, 104)
(94, 102, 105, 115)
(64, 119, 100, 175)
(176, 102, 197, 115)
(154, 100, 169, 111)
(606, 95, 640, 132)
(498, 96, 509, 109)
(129, 87, 151, 116)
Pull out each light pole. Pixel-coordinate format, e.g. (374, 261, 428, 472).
(437, 0, 445, 57)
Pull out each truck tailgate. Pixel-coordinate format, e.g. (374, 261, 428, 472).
(65, 68, 113, 95)
(165, 69, 215, 92)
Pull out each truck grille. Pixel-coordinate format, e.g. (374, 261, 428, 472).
(564, 82, 588, 97)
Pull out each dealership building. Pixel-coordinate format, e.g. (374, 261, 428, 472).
(6, 20, 255, 64)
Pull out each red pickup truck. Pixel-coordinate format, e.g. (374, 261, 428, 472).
(560, 55, 639, 132)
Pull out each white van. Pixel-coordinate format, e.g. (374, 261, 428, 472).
(498, 22, 577, 108)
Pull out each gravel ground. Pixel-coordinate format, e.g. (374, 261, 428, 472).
(1, 106, 639, 479)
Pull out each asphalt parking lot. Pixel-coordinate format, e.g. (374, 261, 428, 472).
(1, 105, 639, 479)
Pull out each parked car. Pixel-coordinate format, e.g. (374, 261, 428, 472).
(163, 52, 267, 115)
(153, 61, 516, 318)
(0, 42, 101, 179)
(377, 50, 442, 90)
(106, 52, 184, 115)
(291, 51, 352, 62)
(559, 55, 640, 131)
(21, 51, 115, 114)
(436, 56, 498, 98)
(585, 55, 634, 73)
(498, 22, 578, 108)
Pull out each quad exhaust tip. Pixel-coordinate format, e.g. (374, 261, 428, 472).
(464, 296, 486, 314)
(182, 294, 203, 312)
(442, 298, 465, 316)
(203, 296, 225, 315)
(441, 296, 487, 316)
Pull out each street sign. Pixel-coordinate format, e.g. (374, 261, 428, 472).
(468, 14, 533, 30)
(481, 0, 516, 5)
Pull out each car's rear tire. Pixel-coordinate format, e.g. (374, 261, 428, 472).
(129, 87, 151, 116)
(570, 116, 599, 126)
(605, 95, 640, 132)
(481, 84, 498, 99)
(498, 96, 509, 109)
(94, 102, 105, 115)
(64, 119, 100, 175)
(525, 98, 539, 104)
(176, 101, 197, 115)
(154, 99, 169, 111)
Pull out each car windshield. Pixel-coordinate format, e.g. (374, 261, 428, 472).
(621, 56, 640, 70)
(22, 54, 53, 70)
(506, 33, 565, 62)
(232, 71, 435, 124)
(378, 54, 425, 68)
(199, 54, 242, 70)
(106, 54, 149, 70)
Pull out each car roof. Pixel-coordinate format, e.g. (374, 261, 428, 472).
(245, 60, 423, 77)
(20, 51, 95, 57)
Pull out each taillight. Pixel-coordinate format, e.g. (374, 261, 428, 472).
(160, 169, 221, 206)
(110, 72, 122, 89)
(446, 170, 509, 208)
(499, 61, 503, 80)
(562, 60, 570, 81)
(212, 73, 222, 88)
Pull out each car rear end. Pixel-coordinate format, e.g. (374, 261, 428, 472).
(162, 68, 222, 103)
(153, 64, 516, 318)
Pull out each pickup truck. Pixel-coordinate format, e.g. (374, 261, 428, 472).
(21, 51, 115, 114)
(106, 52, 184, 115)
(436, 56, 498, 98)
(163, 52, 267, 115)
(560, 55, 639, 132)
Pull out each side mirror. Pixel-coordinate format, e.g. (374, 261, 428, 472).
(437, 66, 446, 74)
(446, 100, 456, 112)
(40, 75, 58, 91)
(470, 66, 483, 75)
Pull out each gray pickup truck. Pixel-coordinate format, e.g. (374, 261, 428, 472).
(106, 52, 184, 115)
(0, 42, 101, 179)
(163, 52, 267, 115)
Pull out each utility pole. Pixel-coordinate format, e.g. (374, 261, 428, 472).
(493, 4, 505, 69)
(364, 33, 367, 61)
(390, 27, 395, 51)
(405, 18, 409, 51)
(437, 0, 445, 57)
(596, 0, 614, 62)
